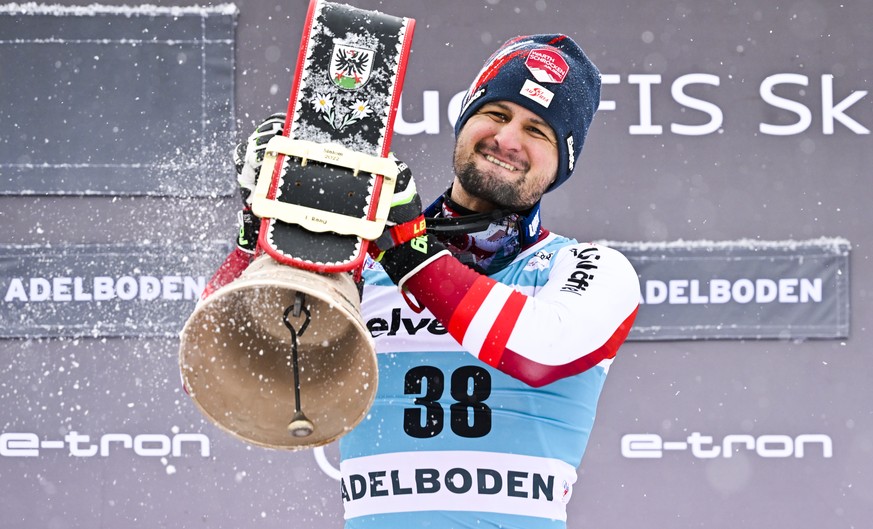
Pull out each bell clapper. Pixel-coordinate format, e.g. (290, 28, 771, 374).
(283, 293, 314, 437)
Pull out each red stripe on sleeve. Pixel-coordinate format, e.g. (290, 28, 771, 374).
(599, 306, 639, 360)
(447, 276, 494, 343)
(479, 290, 527, 367)
(201, 247, 253, 300)
(497, 306, 639, 387)
(403, 254, 487, 323)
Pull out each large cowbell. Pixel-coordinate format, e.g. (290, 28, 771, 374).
(178, 255, 377, 449)
(179, 0, 415, 450)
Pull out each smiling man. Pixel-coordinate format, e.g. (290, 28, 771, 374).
(452, 100, 559, 211)
(338, 34, 642, 529)
(218, 33, 641, 529)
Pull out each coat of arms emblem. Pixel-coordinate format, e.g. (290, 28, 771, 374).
(329, 43, 375, 90)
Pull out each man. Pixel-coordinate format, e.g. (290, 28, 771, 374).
(207, 34, 640, 529)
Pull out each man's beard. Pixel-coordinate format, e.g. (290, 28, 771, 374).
(453, 142, 540, 211)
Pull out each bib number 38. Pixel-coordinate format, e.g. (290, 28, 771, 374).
(403, 365, 492, 439)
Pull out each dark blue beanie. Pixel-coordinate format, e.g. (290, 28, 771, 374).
(453, 34, 601, 192)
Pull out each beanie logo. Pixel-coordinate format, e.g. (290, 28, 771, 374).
(459, 87, 486, 120)
(520, 79, 554, 109)
(525, 49, 569, 84)
(566, 134, 575, 172)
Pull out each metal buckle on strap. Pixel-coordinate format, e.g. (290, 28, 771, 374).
(252, 136, 399, 240)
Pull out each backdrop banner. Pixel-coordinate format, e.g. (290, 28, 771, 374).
(1, 239, 849, 341)
(0, 4, 237, 197)
(615, 237, 851, 341)
(0, 242, 232, 338)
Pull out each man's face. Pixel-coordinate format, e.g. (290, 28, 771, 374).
(452, 100, 559, 211)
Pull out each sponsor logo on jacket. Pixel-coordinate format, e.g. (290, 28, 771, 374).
(561, 247, 600, 295)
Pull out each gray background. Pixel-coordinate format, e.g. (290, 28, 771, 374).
(2, 1, 872, 528)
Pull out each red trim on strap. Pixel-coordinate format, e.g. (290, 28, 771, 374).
(268, 0, 318, 200)
(446, 275, 494, 343)
(478, 289, 527, 367)
(362, 17, 415, 251)
(285, 0, 318, 140)
(382, 17, 415, 156)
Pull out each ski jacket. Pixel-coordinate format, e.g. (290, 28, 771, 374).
(340, 232, 640, 529)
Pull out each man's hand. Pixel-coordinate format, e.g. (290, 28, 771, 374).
(370, 160, 450, 288)
(201, 113, 288, 296)
(236, 113, 287, 206)
(233, 113, 286, 252)
(236, 208, 260, 254)
(369, 160, 427, 255)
